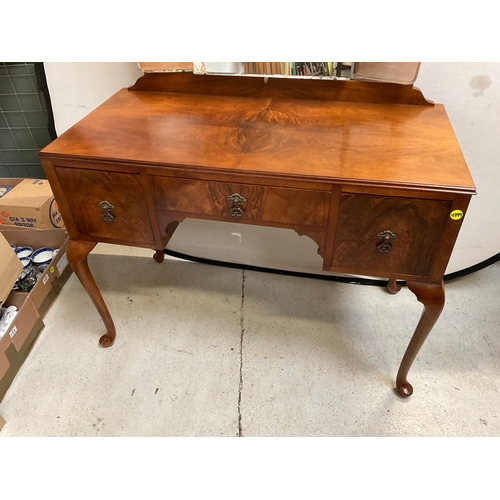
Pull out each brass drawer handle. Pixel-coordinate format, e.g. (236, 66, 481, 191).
(98, 200, 115, 223)
(228, 193, 246, 220)
(377, 230, 396, 253)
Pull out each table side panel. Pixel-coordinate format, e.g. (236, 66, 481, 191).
(428, 193, 473, 282)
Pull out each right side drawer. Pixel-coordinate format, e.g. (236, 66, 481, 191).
(330, 194, 451, 278)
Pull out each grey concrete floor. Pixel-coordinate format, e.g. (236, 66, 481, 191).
(1, 243, 499, 437)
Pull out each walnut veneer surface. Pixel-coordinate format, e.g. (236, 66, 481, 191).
(40, 73, 476, 397)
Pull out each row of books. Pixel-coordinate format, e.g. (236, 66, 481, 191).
(243, 62, 352, 77)
(243, 62, 281, 75)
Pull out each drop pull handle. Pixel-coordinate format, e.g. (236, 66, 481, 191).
(377, 230, 396, 254)
(228, 193, 246, 220)
(98, 200, 115, 223)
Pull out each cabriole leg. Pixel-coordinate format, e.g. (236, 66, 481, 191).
(67, 239, 116, 347)
(387, 278, 401, 295)
(153, 220, 181, 263)
(153, 250, 165, 263)
(396, 280, 445, 397)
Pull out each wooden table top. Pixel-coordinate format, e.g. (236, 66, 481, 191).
(41, 88, 476, 194)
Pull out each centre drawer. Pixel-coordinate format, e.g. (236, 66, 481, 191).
(150, 176, 330, 228)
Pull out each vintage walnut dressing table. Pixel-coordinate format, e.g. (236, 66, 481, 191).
(39, 68, 476, 397)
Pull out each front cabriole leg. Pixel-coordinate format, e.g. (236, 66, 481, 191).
(396, 280, 445, 397)
(67, 239, 116, 347)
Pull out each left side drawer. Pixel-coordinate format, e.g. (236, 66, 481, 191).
(54, 167, 154, 245)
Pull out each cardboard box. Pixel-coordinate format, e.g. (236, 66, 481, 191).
(0, 292, 42, 403)
(0, 414, 5, 432)
(2, 293, 40, 351)
(0, 227, 72, 404)
(0, 343, 9, 381)
(0, 281, 72, 404)
(0, 178, 65, 229)
(0, 233, 23, 307)
(0, 227, 70, 313)
(0, 297, 44, 403)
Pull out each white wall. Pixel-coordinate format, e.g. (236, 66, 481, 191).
(414, 63, 500, 272)
(44, 62, 500, 275)
(44, 63, 143, 134)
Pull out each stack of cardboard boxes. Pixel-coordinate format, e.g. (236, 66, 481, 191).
(0, 178, 72, 406)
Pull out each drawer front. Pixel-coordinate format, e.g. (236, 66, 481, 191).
(330, 194, 450, 277)
(151, 176, 330, 228)
(55, 167, 154, 245)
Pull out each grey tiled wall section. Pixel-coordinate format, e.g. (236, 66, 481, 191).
(0, 62, 52, 178)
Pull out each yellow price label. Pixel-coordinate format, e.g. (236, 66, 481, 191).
(50, 266, 55, 273)
(450, 210, 464, 220)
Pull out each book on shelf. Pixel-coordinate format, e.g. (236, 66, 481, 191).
(242, 62, 344, 77)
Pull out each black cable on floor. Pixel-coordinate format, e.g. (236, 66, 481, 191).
(163, 248, 500, 287)
(443, 251, 500, 282)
